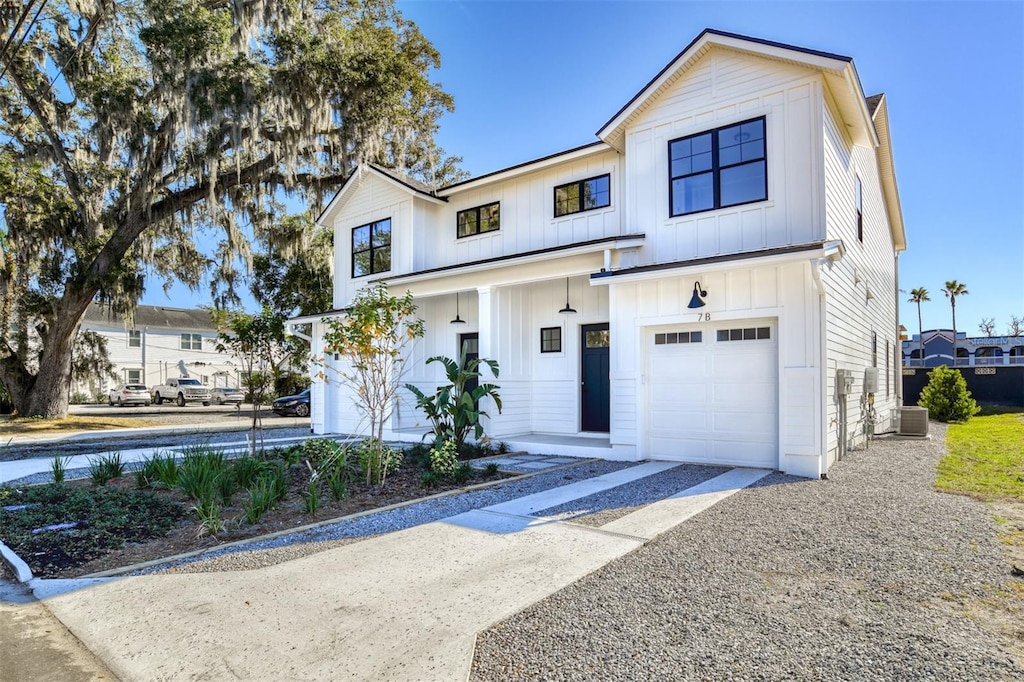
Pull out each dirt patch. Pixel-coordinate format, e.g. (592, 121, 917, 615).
(14, 461, 506, 580)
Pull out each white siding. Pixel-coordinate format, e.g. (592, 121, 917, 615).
(821, 97, 900, 466)
(623, 49, 825, 267)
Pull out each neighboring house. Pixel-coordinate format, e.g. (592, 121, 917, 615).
(903, 330, 1024, 367)
(76, 303, 243, 396)
(298, 29, 907, 478)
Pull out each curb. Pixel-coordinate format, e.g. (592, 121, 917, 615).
(0, 538, 33, 583)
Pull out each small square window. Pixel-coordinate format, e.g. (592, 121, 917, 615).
(180, 333, 202, 350)
(756, 327, 770, 340)
(128, 330, 141, 347)
(666, 332, 678, 344)
(743, 328, 756, 340)
(655, 333, 666, 345)
(691, 331, 702, 343)
(540, 327, 562, 353)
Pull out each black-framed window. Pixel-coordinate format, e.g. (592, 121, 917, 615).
(540, 327, 562, 353)
(352, 218, 391, 277)
(669, 117, 767, 216)
(855, 175, 863, 242)
(554, 174, 610, 217)
(457, 202, 500, 238)
(716, 327, 770, 342)
(128, 330, 141, 347)
(654, 330, 703, 345)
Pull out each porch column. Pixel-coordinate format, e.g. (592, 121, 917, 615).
(476, 286, 498, 378)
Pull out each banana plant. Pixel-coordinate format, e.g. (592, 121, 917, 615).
(406, 354, 502, 453)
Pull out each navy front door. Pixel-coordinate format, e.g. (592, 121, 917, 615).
(460, 333, 479, 403)
(581, 323, 610, 432)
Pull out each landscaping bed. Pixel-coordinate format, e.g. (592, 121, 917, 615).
(0, 440, 509, 579)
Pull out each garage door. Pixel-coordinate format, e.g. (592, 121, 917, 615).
(647, 321, 778, 468)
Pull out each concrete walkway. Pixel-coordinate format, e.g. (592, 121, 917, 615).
(27, 464, 770, 681)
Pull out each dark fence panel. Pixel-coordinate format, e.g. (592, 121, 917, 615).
(903, 366, 1024, 407)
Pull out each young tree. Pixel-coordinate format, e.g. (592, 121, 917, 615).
(213, 308, 295, 454)
(1008, 315, 1023, 337)
(917, 365, 980, 423)
(978, 318, 996, 336)
(942, 280, 969, 360)
(0, 0, 458, 417)
(320, 283, 424, 485)
(907, 287, 930, 342)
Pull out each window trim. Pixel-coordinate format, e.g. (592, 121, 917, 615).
(553, 173, 611, 218)
(540, 326, 562, 353)
(128, 329, 141, 348)
(668, 116, 768, 217)
(351, 217, 392, 278)
(180, 333, 202, 351)
(456, 201, 501, 239)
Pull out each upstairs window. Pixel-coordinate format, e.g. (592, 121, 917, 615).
(457, 202, 500, 238)
(669, 117, 767, 216)
(554, 174, 610, 217)
(180, 333, 202, 350)
(856, 175, 864, 241)
(128, 329, 141, 347)
(352, 218, 391, 277)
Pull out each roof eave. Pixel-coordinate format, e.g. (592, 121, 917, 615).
(437, 142, 613, 195)
(870, 95, 907, 252)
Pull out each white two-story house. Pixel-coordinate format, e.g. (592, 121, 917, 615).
(299, 29, 907, 479)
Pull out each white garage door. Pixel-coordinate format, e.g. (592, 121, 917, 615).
(647, 321, 778, 468)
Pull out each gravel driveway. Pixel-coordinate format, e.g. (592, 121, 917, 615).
(471, 425, 1024, 681)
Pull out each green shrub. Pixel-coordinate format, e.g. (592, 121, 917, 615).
(233, 455, 267, 489)
(70, 391, 91, 405)
(420, 470, 440, 488)
(452, 462, 474, 485)
(356, 438, 403, 486)
(88, 453, 125, 486)
(301, 478, 321, 514)
(216, 471, 236, 505)
(193, 498, 224, 538)
(428, 440, 459, 477)
(243, 478, 277, 524)
(918, 365, 981, 423)
(177, 449, 228, 501)
(51, 455, 72, 485)
(483, 462, 500, 477)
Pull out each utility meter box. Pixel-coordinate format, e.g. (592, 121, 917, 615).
(836, 369, 854, 395)
(863, 367, 879, 394)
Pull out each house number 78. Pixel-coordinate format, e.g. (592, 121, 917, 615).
(695, 312, 711, 321)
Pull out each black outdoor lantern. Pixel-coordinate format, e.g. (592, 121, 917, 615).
(450, 292, 466, 324)
(558, 277, 577, 314)
(687, 281, 707, 309)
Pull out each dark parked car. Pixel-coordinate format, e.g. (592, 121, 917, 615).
(272, 388, 310, 417)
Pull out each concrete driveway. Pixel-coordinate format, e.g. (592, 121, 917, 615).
(26, 465, 768, 681)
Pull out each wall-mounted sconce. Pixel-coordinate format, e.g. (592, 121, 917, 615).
(687, 281, 707, 309)
(450, 292, 466, 324)
(865, 287, 875, 303)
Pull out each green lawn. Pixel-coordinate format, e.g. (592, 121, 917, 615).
(936, 412, 1024, 502)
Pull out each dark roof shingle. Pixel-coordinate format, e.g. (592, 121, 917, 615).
(84, 303, 217, 331)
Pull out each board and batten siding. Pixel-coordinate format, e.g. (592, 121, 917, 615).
(606, 259, 823, 475)
(821, 97, 900, 468)
(623, 48, 825, 268)
(331, 172, 414, 308)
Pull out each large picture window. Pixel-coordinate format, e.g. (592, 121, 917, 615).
(554, 174, 610, 217)
(352, 218, 391, 277)
(669, 117, 767, 216)
(457, 202, 500, 238)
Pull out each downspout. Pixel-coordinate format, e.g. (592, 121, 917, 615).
(894, 251, 902, 409)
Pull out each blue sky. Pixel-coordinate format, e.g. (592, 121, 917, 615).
(145, 1, 1024, 338)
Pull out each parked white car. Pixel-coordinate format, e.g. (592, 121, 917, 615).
(107, 384, 151, 406)
(211, 387, 244, 405)
(151, 378, 212, 406)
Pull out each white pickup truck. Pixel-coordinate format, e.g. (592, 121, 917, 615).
(151, 378, 212, 407)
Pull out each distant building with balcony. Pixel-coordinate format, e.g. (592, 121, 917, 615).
(902, 329, 1024, 368)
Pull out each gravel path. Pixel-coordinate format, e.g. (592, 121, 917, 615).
(538, 463, 731, 528)
(136, 460, 632, 575)
(471, 426, 1024, 681)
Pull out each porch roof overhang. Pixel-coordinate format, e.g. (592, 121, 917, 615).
(589, 241, 828, 285)
(375, 234, 646, 297)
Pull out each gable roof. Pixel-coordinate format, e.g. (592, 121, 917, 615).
(867, 93, 907, 251)
(83, 303, 217, 331)
(315, 163, 447, 228)
(597, 28, 878, 151)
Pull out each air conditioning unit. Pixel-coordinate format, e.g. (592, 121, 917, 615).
(899, 406, 929, 437)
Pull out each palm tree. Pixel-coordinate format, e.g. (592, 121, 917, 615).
(942, 280, 969, 363)
(908, 287, 930, 345)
